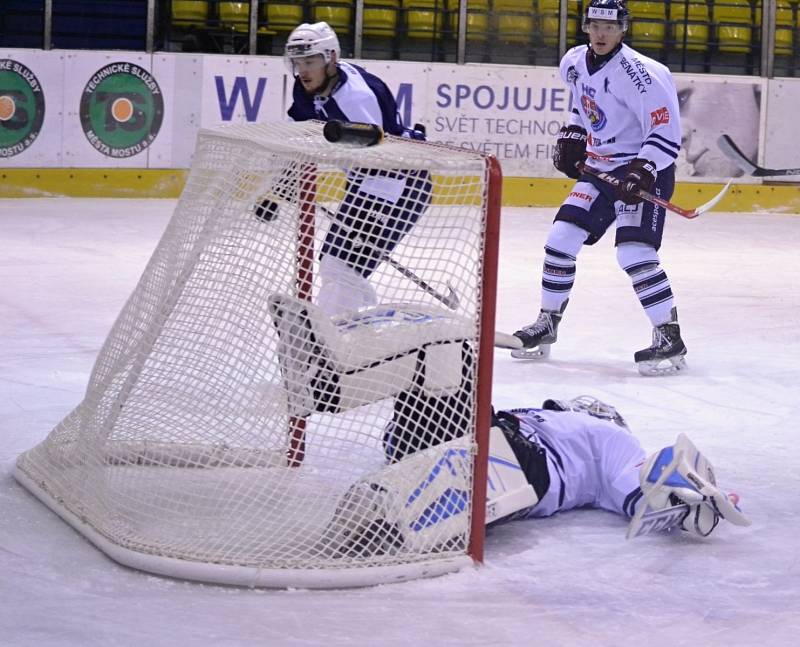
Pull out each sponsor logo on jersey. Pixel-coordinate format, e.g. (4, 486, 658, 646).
(650, 106, 670, 126)
(588, 133, 616, 146)
(79, 62, 164, 158)
(569, 191, 593, 202)
(0, 59, 45, 158)
(619, 56, 651, 94)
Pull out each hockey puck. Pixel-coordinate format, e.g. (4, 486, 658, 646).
(254, 198, 279, 222)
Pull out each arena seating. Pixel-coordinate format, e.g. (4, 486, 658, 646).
(670, 0, 710, 53)
(494, 0, 535, 45)
(713, 0, 754, 54)
(172, 1, 210, 27)
(263, 1, 305, 33)
(364, 0, 401, 38)
(627, 1, 667, 52)
(311, 0, 353, 35)
(538, 0, 579, 48)
(450, 0, 490, 42)
(404, 0, 446, 40)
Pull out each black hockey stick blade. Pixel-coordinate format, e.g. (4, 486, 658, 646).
(718, 134, 800, 177)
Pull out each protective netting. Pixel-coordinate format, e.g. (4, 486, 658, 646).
(15, 121, 500, 588)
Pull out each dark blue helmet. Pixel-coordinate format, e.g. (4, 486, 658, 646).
(582, 0, 630, 31)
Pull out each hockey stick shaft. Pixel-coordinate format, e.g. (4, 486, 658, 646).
(578, 162, 733, 219)
(718, 134, 800, 177)
(315, 204, 460, 310)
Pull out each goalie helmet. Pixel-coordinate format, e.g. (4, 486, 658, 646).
(284, 21, 341, 73)
(582, 0, 630, 32)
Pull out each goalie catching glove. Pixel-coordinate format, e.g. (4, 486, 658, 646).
(627, 433, 750, 539)
(553, 125, 588, 180)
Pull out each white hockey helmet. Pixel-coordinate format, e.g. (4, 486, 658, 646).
(284, 22, 341, 74)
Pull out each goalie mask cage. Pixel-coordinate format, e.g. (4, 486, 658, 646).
(15, 121, 502, 589)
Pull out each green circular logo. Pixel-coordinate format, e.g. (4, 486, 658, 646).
(80, 62, 164, 158)
(0, 59, 46, 158)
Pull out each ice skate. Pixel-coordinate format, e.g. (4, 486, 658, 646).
(511, 301, 567, 360)
(635, 308, 687, 376)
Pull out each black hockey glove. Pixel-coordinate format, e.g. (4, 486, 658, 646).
(615, 159, 657, 205)
(553, 125, 588, 180)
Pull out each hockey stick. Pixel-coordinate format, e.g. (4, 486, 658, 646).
(257, 198, 526, 347)
(578, 162, 734, 219)
(315, 204, 461, 310)
(255, 193, 460, 309)
(313, 205, 526, 349)
(718, 134, 800, 177)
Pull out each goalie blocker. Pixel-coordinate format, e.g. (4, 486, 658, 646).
(269, 296, 749, 557)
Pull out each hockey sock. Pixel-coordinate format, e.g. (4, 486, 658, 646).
(540, 221, 587, 312)
(617, 243, 675, 326)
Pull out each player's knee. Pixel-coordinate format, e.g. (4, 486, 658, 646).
(616, 241, 660, 275)
(545, 221, 589, 259)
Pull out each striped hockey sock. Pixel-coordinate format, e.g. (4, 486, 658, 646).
(624, 261, 675, 326)
(540, 246, 575, 312)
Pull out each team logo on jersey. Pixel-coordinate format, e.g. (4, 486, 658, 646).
(566, 65, 579, 84)
(0, 59, 45, 158)
(79, 62, 164, 158)
(650, 106, 670, 127)
(580, 86, 607, 132)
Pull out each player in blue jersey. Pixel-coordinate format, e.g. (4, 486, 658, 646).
(511, 0, 687, 376)
(269, 21, 431, 316)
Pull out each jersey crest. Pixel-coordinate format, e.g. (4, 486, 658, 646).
(580, 84, 607, 131)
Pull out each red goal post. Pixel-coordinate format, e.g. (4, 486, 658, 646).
(15, 121, 503, 588)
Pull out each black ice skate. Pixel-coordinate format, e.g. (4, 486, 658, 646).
(635, 309, 687, 376)
(510, 300, 567, 360)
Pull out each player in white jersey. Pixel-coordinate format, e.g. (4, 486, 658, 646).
(267, 295, 749, 556)
(256, 22, 430, 317)
(512, 0, 687, 377)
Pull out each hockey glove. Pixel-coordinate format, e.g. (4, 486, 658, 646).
(615, 158, 657, 205)
(553, 125, 588, 180)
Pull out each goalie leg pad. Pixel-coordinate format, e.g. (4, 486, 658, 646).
(269, 294, 473, 416)
(322, 427, 539, 557)
(321, 437, 474, 557)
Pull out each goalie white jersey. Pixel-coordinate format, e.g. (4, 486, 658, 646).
(507, 407, 645, 519)
(560, 43, 682, 172)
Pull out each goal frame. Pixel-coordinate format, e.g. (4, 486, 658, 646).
(15, 124, 504, 588)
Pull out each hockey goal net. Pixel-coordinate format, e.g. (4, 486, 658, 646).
(15, 120, 502, 588)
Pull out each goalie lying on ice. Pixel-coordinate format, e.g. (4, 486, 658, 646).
(268, 295, 750, 557)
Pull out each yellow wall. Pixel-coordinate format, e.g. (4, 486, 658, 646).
(2, 169, 799, 213)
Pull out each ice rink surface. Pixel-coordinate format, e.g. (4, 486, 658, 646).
(1, 198, 798, 646)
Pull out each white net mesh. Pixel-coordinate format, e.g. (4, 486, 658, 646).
(15, 121, 500, 588)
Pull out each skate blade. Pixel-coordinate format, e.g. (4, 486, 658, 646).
(637, 354, 687, 377)
(511, 344, 552, 360)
